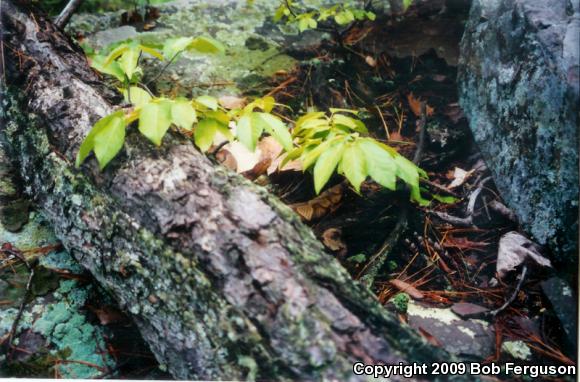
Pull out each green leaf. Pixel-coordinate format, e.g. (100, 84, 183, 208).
(90, 55, 125, 82)
(332, 114, 367, 133)
(76, 110, 125, 167)
(394, 154, 429, 205)
(280, 146, 304, 168)
(123, 86, 152, 107)
(341, 143, 367, 192)
(313, 141, 345, 194)
(171, 100, 197, 130)
(138, 101, 173, 146)
(403, 0, 413, 11)
(215, 122, 234, 141)
(237, 114, 262, 151)
(204, 110, 230, 126)
(254, 96, 275, 113)
(334, 10, 354, 25)
(329, 108, 359, 115)
(394, 154, 420, 187)
(297, 117, 329, 132)
(308, 17, 317, 29)
(139, 45, 164, 61)
(274, 5, 286, 21)
(118, 46, 140, 79)
(298, 18, 310, 32)
(432, 194, 458, 204)
(195, 95, 218, 111)
(104, 44, 129, 66)
(295, 111, 325, 129)
(93, 114, 126, 170)
(358, 139, 397, 190)
(162, 37, 193, 59)
(297, 14, 317, 32)
(366, 11, 376, 20)
(188, 37, 225, 54)
(194, 118, 218, 152)
(301, 139, 333, 170)
(252, 113, 293, 151)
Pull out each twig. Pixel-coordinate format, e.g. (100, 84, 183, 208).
(284, 0, 298, 17)
(145, 52, 181, 87)
(357, 208, 408, 287)
(489, 264, 528, 317)
(420, 178, 459, 198)
(429, 176, 492, 227)
(429, 211, 473, 227)
(488, 200, 517, 223)
(357, 102, 427, 288)
(412, 102, 426, 164)
(207, 140, 230, 164)
(266, 76, 298, 97)
(3, 248, 35, 360)
(54, 0, 84, 29)
(375, 104, 390, 140)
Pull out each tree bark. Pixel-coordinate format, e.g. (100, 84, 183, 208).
(1, 1, 461, 380)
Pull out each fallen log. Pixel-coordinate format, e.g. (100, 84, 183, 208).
(1, 1, 460, 379)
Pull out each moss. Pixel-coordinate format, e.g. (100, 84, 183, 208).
(391, 293, 410, 313)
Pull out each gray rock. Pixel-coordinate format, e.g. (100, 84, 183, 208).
(458, 0, 579, 266)
(541, 276, 577, 351)
(406, 301, 494, 359)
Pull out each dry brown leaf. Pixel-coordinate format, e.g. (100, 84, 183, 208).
(365, 56, 377, 67)
(242, 157, 272, 180)
(290, 183, 345, 221)
(224, 142, 261, 173)
(269, 152, 302, 174)
(388, 131, 405, 142)
(321, 228, 347, 258)
(448, 167, 474, 189)
(218, 95, 246, 109)
(407, 92, 434, 117)
(389, 279, 424, 300)
(216, 149, 237, 171)
(496, 231, 552, 279)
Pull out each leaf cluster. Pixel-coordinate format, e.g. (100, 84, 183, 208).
(282, 109, 428, 204)
(274, 1, 376, 32)
(78, 34, 429, 205)
(76, 90, 294, 170)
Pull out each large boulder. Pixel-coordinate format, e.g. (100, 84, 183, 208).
(458, 0, 579, 266)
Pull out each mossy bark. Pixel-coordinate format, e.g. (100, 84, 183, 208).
(1, 1, 466, 380)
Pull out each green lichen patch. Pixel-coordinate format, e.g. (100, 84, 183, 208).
(17, 280, 117, 378)
(68, 0, 299, 97)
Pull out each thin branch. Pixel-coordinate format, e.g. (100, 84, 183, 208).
(1, 247, 35, 360)
(145, 52, 181, 87)
(54, 0, 84, 29)
(489, 265, 528, 317)
(284, 0, 298, 17)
